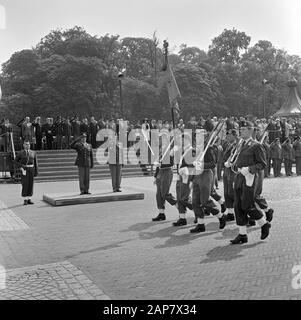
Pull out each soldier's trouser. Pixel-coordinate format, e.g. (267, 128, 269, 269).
(78, 166, 90, 193)
(192, 170, 219, 219)
(217, 162, 222, 180)
(156, 168, 174, 210)
(234, 173, 263, 226)
(176, 177, 191, 214)
(265, 157, 271, 177)
(109, 164, 122, 191)
(296, 157, 301, 175)
(284, 159, 292, 175)
(223, 168, 235, 208)
(254, 169, 268, 210)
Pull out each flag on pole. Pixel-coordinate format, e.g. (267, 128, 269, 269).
(166, 65, 181, 118)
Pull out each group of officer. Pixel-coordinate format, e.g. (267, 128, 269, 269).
(151, 121, 273, 245)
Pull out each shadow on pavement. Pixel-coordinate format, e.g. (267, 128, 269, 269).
(119, 220, 171, 233)
(200, 241, 263, 264)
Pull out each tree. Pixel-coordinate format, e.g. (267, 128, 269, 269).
(208, 28, 251, 64)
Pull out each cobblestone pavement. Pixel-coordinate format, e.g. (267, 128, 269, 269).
(0, 175, 301, 300)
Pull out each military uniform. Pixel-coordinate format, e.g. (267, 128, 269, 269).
(230, 135, 271, 244)
(15, 149, 38, 204)
(282, 140, 294, 176)
(172, 145, 195, 226)
(222, 141, 236, 221)
(152, 137, 177, 222)
(190, 146, 227, 233)
(71, 135, 94, 194)
(293, 138, 301, 175)
(270, 139, 282, 177)
(108, 138, 124, 192)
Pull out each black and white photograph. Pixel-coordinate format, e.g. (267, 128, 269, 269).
(0, 0, 301, 310)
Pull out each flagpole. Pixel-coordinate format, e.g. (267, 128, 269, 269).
(163, 40, 176, 130)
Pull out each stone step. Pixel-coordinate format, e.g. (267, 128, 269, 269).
(35, 171, 149, 182)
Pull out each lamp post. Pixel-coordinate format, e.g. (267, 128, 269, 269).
(262, 79, 268, 118)
(118, 72, 124, 117)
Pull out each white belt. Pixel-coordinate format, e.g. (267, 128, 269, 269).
(25, 165, 34, 168)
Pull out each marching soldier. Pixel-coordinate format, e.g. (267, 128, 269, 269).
(70, 133, 94, 195)
(222, 129, 238, 222)
(230, 121, 271, 245)
(293, 136, 301, 175)
(190, 138, 227, 233)
(152, 132, 177, 222)
(172, 133, 194, 227)
(14, 140, 38, 205)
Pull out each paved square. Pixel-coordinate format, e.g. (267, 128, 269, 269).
(0, 176, 301, 299)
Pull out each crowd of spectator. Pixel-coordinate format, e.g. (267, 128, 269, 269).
(1, 114, 301, 177)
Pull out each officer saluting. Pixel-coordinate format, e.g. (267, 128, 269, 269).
(70, 133, 94, 195)
(230, 121, 271, 245)
(14, 140, 38, 205)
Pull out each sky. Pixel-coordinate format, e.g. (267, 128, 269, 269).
(0, 0, 301, 67)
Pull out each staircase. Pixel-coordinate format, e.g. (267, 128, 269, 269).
(35, 149, 153, 183)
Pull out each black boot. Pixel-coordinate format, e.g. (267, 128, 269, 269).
(173, 218, 187, 227)
(261, 222, 271, 240)
(23, 200, 28, 206)
(152, 213, 166, 222)
(219, 214, 227, 229)
(230, 234, 248, 244)
(190, 224, 205, 233)
(221, 202, 226, 213)
(226, 213, 235, 221)
(266, 209, 274, 222)
(27, 199, 34, 205)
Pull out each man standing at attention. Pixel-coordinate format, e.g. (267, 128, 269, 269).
(71, 133, 94, 195)
(15, 140, 38, 205)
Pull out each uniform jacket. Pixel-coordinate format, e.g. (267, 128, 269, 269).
(270, 141, 282, 159)
(235, 139, 266, 173)
(262, 142, 270, 159)
(70, 139, 94, 168)
(42, 123, 54, 137)
(15, 149, 38, 176)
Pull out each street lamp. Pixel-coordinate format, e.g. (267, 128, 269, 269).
(118, 72, 124, 117)
(262, 79, 268, 118)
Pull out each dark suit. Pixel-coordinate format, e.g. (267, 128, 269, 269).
(42, 123, 54, 150)
(15, 150, 38, 197)
(71, 139, 94, 194)
(32, 123, 42, 150)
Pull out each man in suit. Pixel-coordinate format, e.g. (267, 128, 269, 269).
(70, 133, 94, 195)
(89, 116, 99, 149)
(42, 118, 54, 150)
(32, 117, 42, 150)
(20, 117, 34, 145)
(230, 121, 271, 245)
(15, 140, 38, 205)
